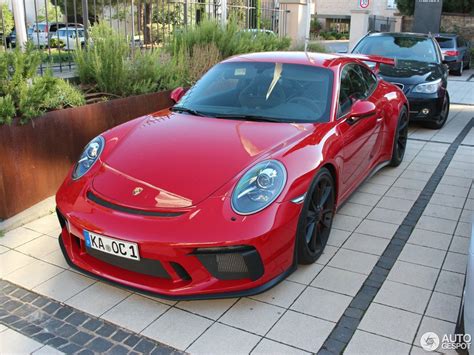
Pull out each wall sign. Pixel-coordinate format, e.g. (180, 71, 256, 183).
(359, 0, 369, 8)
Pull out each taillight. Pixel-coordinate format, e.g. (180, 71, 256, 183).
(444, 50, 459, 56)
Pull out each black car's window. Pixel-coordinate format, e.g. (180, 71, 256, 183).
(359, 65, 377, 93)
(436, 37, 455, 49)
(353, 35, 438, 63)
(338, 64, 370, 118)
(176, 62, 334, 123)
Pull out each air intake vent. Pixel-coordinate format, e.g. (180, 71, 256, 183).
(193, 246, 264, 281)
(87, 191, 184, 217)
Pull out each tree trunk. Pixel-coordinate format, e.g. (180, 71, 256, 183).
(144, 2, 152, 44)
(138, 1, 143, 36)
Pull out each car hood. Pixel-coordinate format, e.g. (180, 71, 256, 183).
(378, 60, 444, 85)
(92, 112, 311, 210)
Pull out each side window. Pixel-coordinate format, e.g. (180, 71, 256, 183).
(338, 65, 370, 117)
(456, 37, 465, 48)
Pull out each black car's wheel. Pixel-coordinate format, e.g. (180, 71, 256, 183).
(423, 91, 450, 130)
(453, 61, 464, 76)
(389, 106, 408, 167)
(296, 168, 335, 265)
(455, 275, 467, 354)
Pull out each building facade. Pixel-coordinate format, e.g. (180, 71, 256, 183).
(314, 0, 398, 32)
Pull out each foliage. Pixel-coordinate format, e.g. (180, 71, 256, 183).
(186, 43, 222, 84)
(19, 74, 85, 122)
(293, 42, 328, 53)
(0, 43, 43, 103)
(0, 44, 85, 125)
(310, 18, 322, 33)
(49, 38, 65, 49)
(75, 22, 170, 96)
(74, 23, 129, 93)
(0, 4, 14, 37)
(75, 21, 291, 95)
(318, 31, 349, 40)
(37, 1, 64, 22)
(155, 20, 290, 88)
(169, 20, 291, 60)
(0, 94, 15, 125)
(397, 0, 473, 15)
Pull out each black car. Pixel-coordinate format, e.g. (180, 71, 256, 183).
(434, 33, 471, 76)
(352, 32, 450, 129)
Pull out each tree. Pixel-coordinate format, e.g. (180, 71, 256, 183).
(396, 0, 415, 15)
(37, 1, 64, 22)
(0, 3, 14, 36)
(397, 0, 473, 15)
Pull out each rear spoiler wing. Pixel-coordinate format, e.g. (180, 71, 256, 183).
(340, 54, 397, 72)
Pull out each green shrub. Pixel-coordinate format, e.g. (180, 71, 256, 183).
(292, 42, 327, 53)
(0, 44, 85, 125)
(75, 23, 171, 96)
(0, 95, 16, 125)
(49, 38, 65, 49)
(158, 20, 291, 88)
(0, 43, 43, 103)
(19, 72, 85, 124)
(169, 20, 291, 60)
(74, 23, 129, 94)
(75, 21, 291, 94)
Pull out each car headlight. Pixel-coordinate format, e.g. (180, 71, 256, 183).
(412, 79, 442, 94)
(72, 136, 105, 180)
(231, 160, 287, 215)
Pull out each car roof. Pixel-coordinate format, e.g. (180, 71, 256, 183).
(58, 27, 84, 31)
(223, 51, 351, 68)
(365, 32, 431, 39)
(433, 33, 457, 38)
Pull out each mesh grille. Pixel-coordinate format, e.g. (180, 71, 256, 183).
(216, 253, 249, 273)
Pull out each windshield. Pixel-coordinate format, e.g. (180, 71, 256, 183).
(174, 62, 334, 123)
(435, 37, 455, 49)
(353, 35, 438, 63)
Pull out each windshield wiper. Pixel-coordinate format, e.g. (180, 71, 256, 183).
(212, 114, 285, 123)
(170, 106, 208, 117)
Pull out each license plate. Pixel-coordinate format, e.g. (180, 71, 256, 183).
(83, 230, 140, 261)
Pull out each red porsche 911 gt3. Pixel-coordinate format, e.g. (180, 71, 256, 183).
(56, 52, 408, 299)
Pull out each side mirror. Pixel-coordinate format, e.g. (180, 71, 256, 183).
(347, 100, 376, 124)
(170, 87, 186, 103)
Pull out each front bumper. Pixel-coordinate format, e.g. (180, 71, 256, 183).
(407, 94, 445, 122)
(56, 180, 301, 299)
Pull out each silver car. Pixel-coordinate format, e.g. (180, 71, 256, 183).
(456, 215, 473, 353)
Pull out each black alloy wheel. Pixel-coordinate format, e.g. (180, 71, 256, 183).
(297, 168, 335, 264)
(423, 92, 450, 129)
(389, 106, 409, 167)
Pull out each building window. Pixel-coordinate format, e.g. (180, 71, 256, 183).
(387, 0, 397, 9)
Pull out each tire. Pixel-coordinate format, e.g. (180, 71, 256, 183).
(389, 106, 408, 167)
(455, 278, 467, 354)
(453, 62, 463, 76)
(296, 168, 335, 265)
(422, 92, 450, 130)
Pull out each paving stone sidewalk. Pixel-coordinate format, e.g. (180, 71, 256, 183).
(0, 104, 473, 354)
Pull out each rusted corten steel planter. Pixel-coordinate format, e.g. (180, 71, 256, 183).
(0, 91, 173, 219)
